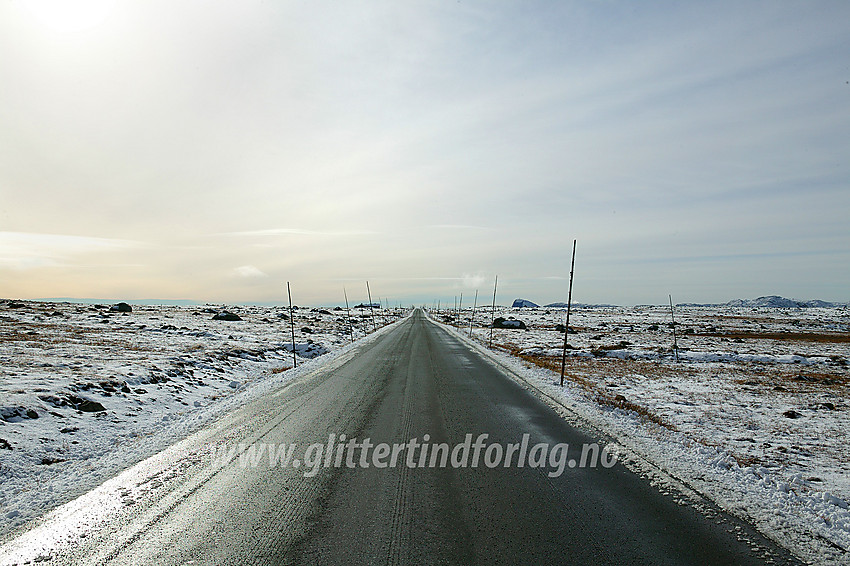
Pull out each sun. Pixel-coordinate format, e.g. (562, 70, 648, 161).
(21, 0, 115, 33)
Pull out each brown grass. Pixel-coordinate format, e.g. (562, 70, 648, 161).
(0, 320, 157, 352)
(694, 331, 850, 343)
(497, 343, 678, 430)
(733, 368, 849, 390)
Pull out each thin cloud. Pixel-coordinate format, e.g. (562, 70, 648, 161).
(0, 232, 145, 271)
(223, 228, 378, 237)
(428, 225, 491, 230)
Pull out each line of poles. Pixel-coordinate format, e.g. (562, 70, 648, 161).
(287, 242, 684, 386)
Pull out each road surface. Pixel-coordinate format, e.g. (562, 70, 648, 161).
(1, 310, 800, 565)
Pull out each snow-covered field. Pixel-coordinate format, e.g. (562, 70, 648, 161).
(0, 299, 399, 539)
(3, 298, 848, 562)
(436, 303, 850, 564)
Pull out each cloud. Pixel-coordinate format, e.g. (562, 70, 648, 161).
(429, 225, 491, 231)
(461, 273, 487, 289)
(223, 228, 378, 237)
(0, 232, 144, 271)
(233, 265, 268, 279)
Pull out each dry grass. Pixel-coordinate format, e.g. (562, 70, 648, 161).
(733, 368, 849, 391)
(496, 343, 678, 431)
(0, 319, 157, 352)
(695, 331, 850, 343)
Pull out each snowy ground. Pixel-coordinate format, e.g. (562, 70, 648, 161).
(0, 299, 400, 539)
(435, 304, 850, 564)
(3, 299, 848, 562)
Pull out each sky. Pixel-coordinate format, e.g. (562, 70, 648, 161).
(1, 1, 849, 307)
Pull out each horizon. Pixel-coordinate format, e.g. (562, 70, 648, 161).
(7, 292, 847, 310)
(2, 1, 849, 305)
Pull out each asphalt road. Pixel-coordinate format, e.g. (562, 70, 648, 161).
(1, 309, 801, 565)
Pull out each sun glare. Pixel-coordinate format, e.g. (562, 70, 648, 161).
(21, 0, 114, 33)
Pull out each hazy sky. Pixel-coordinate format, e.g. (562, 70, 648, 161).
(2, 1, 848, 306)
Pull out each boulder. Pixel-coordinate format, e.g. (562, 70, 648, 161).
(213, 311, 242, 321)
(110, 302, 133, 313)
(492, 317, 527, 329)
(0, 407, 39, 422)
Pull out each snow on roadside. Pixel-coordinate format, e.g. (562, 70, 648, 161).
(434, 305, 850, 565)
(0, 299, 401, 540)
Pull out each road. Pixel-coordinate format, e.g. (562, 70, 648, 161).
(1, 309, 800, 565)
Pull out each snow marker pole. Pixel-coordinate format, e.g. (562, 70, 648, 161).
(287, 281, 296, 368)
(669, 294, 679, 362)
(560, 239, 577, 387)
(366, 281, 377, 333)
(488, 275, 498, 348)
(469, 289, 478, 338)
(344, 287, 353, 343)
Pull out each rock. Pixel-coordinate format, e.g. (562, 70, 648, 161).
(38, 395, 65, 408)
(0, 407, 39, 422)
(110, 302, 133, 313)
(511, 298, 539, 308)
(792, 374, 816, 383)
(492, 317, 527, 329)
(79, 399, 106, 412)
(213, 311, 242, 321)
(783, 409, 802, 419)
(301, 327, 313, 334)
(6, 302, 26, 309)
(554, 324, 578, 333)
(64, 395, 106, 412)
(0, 438, 11, 450)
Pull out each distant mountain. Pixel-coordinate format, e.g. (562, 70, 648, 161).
(680, 296, 846, 308)
(511, 298, 539, 308)
(544, 302, 618, 309)
(728, 296, 845, 308)
(36, 297, 200, 306)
